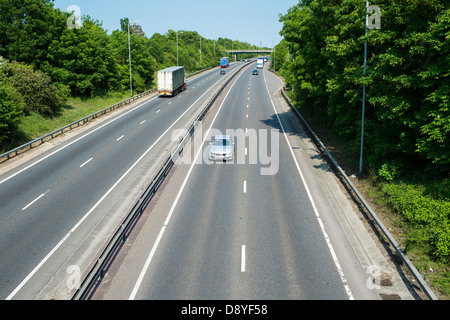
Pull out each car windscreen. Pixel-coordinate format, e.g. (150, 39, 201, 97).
(211, 139, 231, 146)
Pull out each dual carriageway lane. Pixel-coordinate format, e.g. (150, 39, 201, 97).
(0, 62, 244, 299)
(122, 63, 352, 299)
(96, 63, 412, 300)
(1, 60, 416, 301)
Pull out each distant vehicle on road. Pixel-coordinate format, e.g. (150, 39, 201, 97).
(157, 66, 186, 96)
(220, 57, 229, 68)
(252, 69, 259, 75)
(208, 135, 235, 161)
(257, 57, 264, 69)
(220, 70, 225, 75)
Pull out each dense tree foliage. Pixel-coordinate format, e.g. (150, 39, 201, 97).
(0, 0, 66, 69)
(0, 0, 260, 146)
(43, 16, 119, 96)
(0, 79, 24, 146)
(276, 0, 450, 264)
(276, 0, 449, 177)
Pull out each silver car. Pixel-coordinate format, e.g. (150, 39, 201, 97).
(208, 135, 235, 161)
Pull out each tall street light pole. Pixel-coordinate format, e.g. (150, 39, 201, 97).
(128, 20, 138, 97)
(177, 31, 183, 66)
(359, 2, 381, 176)
(359, 1, 369, 176)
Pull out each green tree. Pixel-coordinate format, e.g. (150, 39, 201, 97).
(271, 38, 289, 72)
(279, 1, 333, 115)
(120, 17, 129, 33)
(110, 27, 156, 93)
(279, 0, 450, 175)
(43, 15, 118, 96)
(148, 33, 166, 67)
(0, 0, 67, 69)
(0, 80, 24, 145)
(363, 1, 449, 172)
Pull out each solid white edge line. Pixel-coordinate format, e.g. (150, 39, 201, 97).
(128, 225, 166, 300)
(128, 63, 252, 300)
(262, 68, 354, 300)
(6, 68, 231, 301)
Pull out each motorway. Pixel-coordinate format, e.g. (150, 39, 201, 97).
(92, 63, 416, 300)
(0, 60, 417, 301)
(0, 62, 244, 299)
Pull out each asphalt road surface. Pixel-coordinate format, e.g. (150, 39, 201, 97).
(0, 62, 245, 299)
(94, 63, 416, 300)
(1, 61, 416, 301)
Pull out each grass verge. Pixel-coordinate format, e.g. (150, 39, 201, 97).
(1, 91, 132, 153)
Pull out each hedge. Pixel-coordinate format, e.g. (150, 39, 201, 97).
(383, 183, 450, 261)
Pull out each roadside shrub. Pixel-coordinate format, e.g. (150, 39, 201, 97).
(383, 183, 450, 261)
(0, 61, 66, 115)
(0, 80, 24, 145)
(434, 223, 450, 258)
(378, 162, 403, 182)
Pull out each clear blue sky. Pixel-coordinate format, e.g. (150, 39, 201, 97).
(53, 0, 298, 48)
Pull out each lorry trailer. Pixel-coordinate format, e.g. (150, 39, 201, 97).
(220, 57, 229, 68)
(157, 66, 187, 96)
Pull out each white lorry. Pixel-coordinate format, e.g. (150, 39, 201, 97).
(257, 57, 264, 69)
(157, 66, 187, 96)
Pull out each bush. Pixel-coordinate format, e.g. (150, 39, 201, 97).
(378, 162, 403, 182)
(0, 61, 66, 115)
(0, 80, 24, 145)
(383, 183, 450, 261)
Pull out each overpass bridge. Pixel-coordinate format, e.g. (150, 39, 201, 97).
(225, 49, 273, 59)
